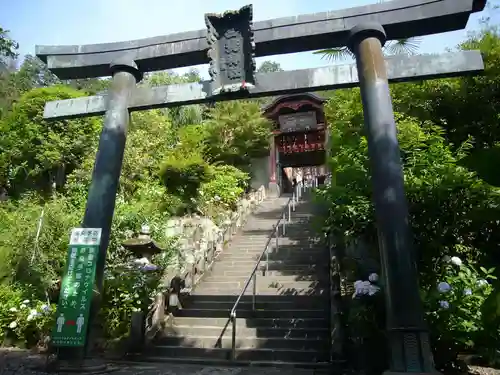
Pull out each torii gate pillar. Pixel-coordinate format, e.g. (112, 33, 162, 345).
(349, 23, 435, 374)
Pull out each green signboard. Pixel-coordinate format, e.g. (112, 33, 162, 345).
(51, 228, 101, 347)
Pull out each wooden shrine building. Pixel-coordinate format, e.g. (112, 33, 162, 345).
(262, 93, 328, 194)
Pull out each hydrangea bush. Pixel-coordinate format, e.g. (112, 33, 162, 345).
(99, 255, 165, 342)
(422, 256, 495, 371)
(347, 259, 497, 372)
(348, 273, 387, 375)
(0, 285, 56, 348)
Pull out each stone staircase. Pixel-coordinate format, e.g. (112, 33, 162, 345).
(148, 195, 331, 368)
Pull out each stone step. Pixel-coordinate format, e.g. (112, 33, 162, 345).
(146, 346, 330, 363)
(200, 275, 329, 285)
(155, 335, 329, 351)
(229, 239, 319, 248)
(199, 271, 329, 288)
(185, 299, 328, 311)
(220, 250, 327, 260)
(212, 260, 328, 268)
(160, 325, 329, 340)
(192, 288, 328, 296)
(220, 269, 325, 277)
(216, 257, 328, 267)
(170, 317, 329, 329)
(174, 308, 326, 319)
(212, 264, 329, 274)
(183, 294, 329, 310)
(195, 279, 323, 291)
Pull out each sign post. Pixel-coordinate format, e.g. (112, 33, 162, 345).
(51, 228, 101, 347)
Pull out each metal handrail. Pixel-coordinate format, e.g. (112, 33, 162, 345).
(228, 182, 306, 360)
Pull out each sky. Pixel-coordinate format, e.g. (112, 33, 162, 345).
(0, 0, 499, 79)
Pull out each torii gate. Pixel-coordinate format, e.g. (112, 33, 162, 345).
(36, 0, 486, 373)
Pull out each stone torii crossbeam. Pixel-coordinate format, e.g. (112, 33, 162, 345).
(36, 0, 486, 373)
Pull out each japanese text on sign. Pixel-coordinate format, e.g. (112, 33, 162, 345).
(51, 228, 101, 347)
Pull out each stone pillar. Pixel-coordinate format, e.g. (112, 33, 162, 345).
(268, 134, 279, 197)
(348, 23, 437, 375)
(57, 58, 142, 366)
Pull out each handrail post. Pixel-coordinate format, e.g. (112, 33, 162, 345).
(282, 212, 286, 236)
(265, 242, 269, 276)
(231, 314, 236, 361)
(275, 226, 279, 261)
(292, 192, 296, 211)
(252, 273, 257, 311)
(288, 202, 291, 223)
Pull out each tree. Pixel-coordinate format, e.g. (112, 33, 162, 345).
(143, 69, 204, 128)
(63, 78, 110, 95)
(0, 86, 101, 198)
(257, 60, 283, 73)
(315, 37, 421, 62)
(203, 100, 271, 167)
(314, 0, 420, 62)
(0, 27, 18, 61)
(14, 55, 60, 92)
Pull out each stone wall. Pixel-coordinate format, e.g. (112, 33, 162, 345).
(249, 156, 270, 192)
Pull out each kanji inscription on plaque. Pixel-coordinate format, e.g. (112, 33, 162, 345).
(205, 4, 256, 95)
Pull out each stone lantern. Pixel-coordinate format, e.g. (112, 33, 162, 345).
(121, 225, 164, 352)
(121, 225, 163, 263)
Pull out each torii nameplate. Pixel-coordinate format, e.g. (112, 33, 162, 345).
(205, 5, 256, 95)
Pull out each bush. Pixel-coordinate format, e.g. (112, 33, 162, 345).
(318, 87, 500, 370)
(203, 101, 271, 167)
(194, 165, 249, 222)
(0, 86, 100, 197)
(423, 256, 495, 371)
(0, 196, 83, 295)
(159, 152, 211, 210)
(99, 262, 164, 341)
(0, 284, 55, 347)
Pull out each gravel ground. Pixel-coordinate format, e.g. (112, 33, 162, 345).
(0, 349, 322, 375)
(1, 348, 498, 375)
(468, 365, 500, 375)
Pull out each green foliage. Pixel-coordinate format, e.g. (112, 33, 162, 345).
(99, 263, 164, 340)
(160, 152, 211, 210)
(143, 70, 204, 128)
(63, 78, 110, 95)
(0, 86, 100, 197)
(0, 44, 274, 349)
(13, 55, 60, 93)
(479, 282, 500, 366)
(199, 165, 249, 212)
(390, 27, 500, 150)
(422, 258, 495, 370)
(0, 197, 83, 293)
(0, 27, 18, 60)
(0, 285, 55, 347)
(257, 61, 283, 73)
(204, 100, 271, 166)
(317, 26, 500, 369)
(318, 89, 500, 284)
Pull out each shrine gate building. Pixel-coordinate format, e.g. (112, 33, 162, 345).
(262, 93, 328, 195)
